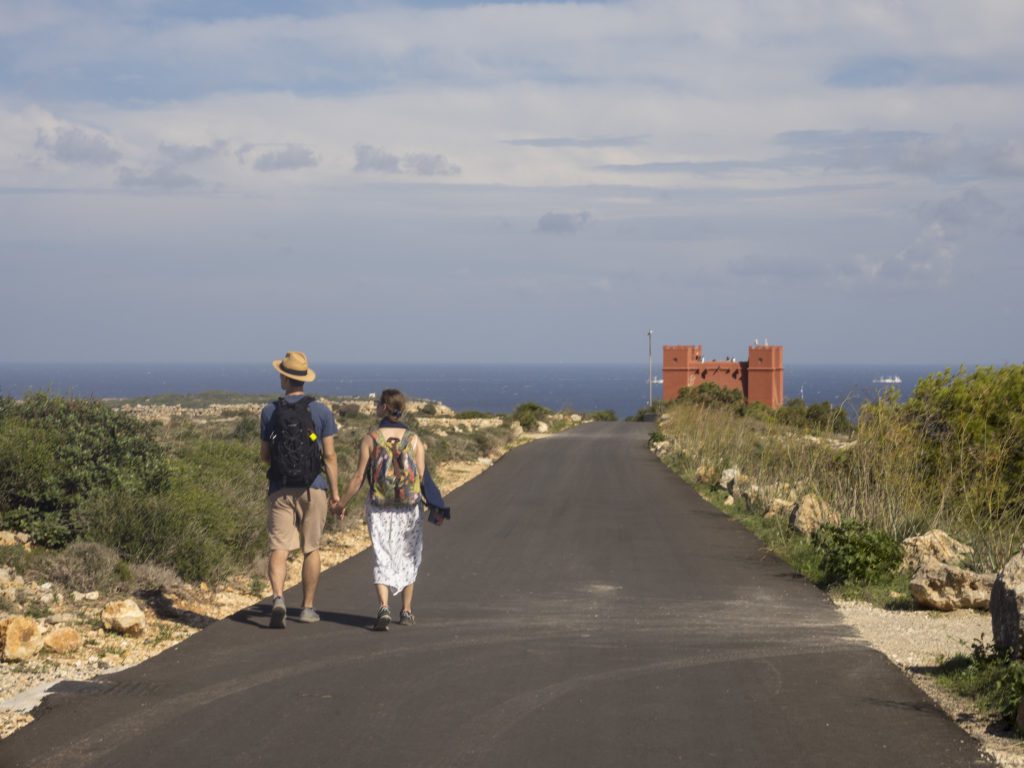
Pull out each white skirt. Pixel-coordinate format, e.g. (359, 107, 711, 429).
(365, 502, 423, 594)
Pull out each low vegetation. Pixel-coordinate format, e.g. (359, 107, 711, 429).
(0, 392, 534, 587)
(652, 365, 1024, 571)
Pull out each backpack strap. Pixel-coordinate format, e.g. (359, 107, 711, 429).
(398, 431, 415, 450)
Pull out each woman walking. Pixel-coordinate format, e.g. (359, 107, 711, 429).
(338, 389, 426, 631)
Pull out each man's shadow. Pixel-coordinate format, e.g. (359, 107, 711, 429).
(229, 604, 375, 631)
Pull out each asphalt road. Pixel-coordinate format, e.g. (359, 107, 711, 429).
(0, 422, 992, 767)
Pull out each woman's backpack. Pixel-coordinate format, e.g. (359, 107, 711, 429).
(366, 429, 422, 507)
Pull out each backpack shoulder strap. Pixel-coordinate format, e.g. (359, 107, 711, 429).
(398, 431, 415, 450)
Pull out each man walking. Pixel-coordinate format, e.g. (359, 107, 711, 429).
(260, 351, 341, 628)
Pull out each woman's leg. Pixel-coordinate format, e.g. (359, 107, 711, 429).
(401, 583, 414, 613)
(375, 582, 389, 608)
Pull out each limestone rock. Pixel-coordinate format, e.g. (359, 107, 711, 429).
(535, 421, 549, 434)
(723, 495, 735, 507)
(695, 466, 716, 485)
(1, 616, 43, 661)
(101, 599, 147, 636)
(43, 627, 82, 654)
(992, 553, 1024, 657)
(509, 422, 524, 438)
(766, 498, 795, 519)
(910, 557, 995, 612)
(570, 414, 582, 423)
(0, 531, 30, 547)
(717, 467, 741, 492)
(788, 494, 839, 536)
(901, 529, 974, 573)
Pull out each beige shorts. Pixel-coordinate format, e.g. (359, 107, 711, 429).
(266, 488, 328, 553)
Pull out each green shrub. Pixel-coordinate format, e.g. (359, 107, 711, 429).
(42, 541, 125, 593)
(511, 402, 551, 431)
(588, 410, 617, 422)
(76, 438, 266, 583)
(456, 410, 495, 419)
(677, 383, 743, 409)
(417, 402, 438, 416)
(812, 522, 903, 586)
(0, 394, 170, 547)
(936, 641, 1024, 723)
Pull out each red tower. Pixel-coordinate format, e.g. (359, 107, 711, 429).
(662, 342, 784, 408)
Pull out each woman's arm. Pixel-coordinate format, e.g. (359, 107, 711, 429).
(337, 435, 372, 517)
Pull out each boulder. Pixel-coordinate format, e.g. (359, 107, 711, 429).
(910, 557, 995, 612)
(992, 553, 1024, 657)
(509, 422, 524, 438)
(901, 529, 974, 572)
(0, 531, 18, 547)
(788, 494, 839, 536)
(535, 421, 549, 434)
(695, 466, 716, 485)
(0, 616, 43, 661)
(101, 599, 147, 637)
(43, 627, 82, 655)
(766, 498, 795, 519)
(717, 467, 741, 492)
(723, 495, 735, 507)
(570, 414, 582, 423)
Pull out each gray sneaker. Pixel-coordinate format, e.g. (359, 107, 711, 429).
(399, 610, 415, 626)
(296, 607, 320, 623)
(270, 596, 286, 629)
(373, 605, 391, 632)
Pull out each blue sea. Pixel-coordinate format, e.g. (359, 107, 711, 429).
(0, 362, 967, 419)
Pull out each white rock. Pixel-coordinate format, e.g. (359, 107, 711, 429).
(788, 494, 839, 536)
(910, 557, 994, 612)
(536, 421, 549, 434)
(101, 599, 147, 637)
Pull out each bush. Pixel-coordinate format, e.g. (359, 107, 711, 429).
(456, 410, 495, 419)
(937, 641, 1024, 723)
(76, 438, 266, 583)
(0, 394, 170, 547)
(42, 541, 127, 593)
(511, 402, 551, 432)
(588, 410, 617, 422)
(677, 383, 743, 409)
(417, 402, 438, 416)
(812, 522, 903, 587)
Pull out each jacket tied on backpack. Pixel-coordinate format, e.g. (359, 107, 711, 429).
(366, 429, 422, 508)
(267, 396, 324, 489)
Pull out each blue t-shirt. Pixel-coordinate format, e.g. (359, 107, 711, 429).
(261, 395, 339, 494)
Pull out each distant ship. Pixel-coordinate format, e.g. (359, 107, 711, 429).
(873, 375, 902, 384)
(649, 377, 664, 385)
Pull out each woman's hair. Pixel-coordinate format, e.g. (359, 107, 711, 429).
(379, 389, 406, 419)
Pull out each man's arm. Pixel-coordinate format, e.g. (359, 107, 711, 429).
(260, 440, 271, 465)
(321, 436, 340, 507)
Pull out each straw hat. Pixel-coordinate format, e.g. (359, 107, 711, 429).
(272, 351, 316, 382)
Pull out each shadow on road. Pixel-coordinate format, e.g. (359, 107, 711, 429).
(228, 605, 375, 631)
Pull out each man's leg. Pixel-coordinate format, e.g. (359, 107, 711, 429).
(268, 549, 288, 598)
(301, 549, 321, 608)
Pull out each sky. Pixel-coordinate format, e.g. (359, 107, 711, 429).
(1, 0, 1022, 366)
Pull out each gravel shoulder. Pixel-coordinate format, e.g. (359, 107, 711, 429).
(835, 598, 1024, 767)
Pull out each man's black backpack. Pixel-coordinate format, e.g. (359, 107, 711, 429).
(268, 396, 323, 488)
